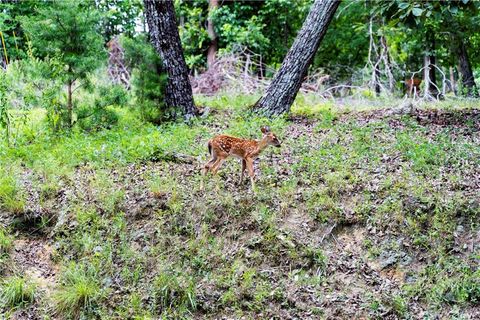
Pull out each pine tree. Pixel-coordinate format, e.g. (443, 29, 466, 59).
(21, 0, 105, 126)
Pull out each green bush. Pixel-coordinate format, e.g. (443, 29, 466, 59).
(76, 83, 127, 132)
(121, 34, 170, 124)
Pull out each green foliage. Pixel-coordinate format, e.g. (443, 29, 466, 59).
(176, 0, 310, 70)
(20, 0, 106, 126)
(0, 71, 11, 144)
(373, 0, 480, 77)
(121, 34, 169, 124)
(0, 167, 25, 214)
(312, 1, 370, 78)
(176, 0, 210, 69)
(0, 276, 36, 309)
(20, 1, 105, 83)
(95, 0, 143, 42)
(213, 7, 269, 53)
(0, 0, 47, 61)
(77, 84, 126, 132)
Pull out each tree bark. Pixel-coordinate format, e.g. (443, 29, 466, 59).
(253, 0, 340, 116)
(454, 35, 477, 96)
(67, 80, 73, 126)
(449, 66, 456, 95)
(144, 0, 197, 119)
(380, 35, 395, 93)
(207, 0, 219, 69)
(373, 60, 381, 96)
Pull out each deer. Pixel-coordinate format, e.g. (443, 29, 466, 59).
(405, 77, 422, 97)
(201, 126, 281, 190)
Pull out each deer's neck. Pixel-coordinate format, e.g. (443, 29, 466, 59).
(255, 137, 269, 154)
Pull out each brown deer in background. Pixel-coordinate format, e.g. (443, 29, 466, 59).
(405, 77, 422, 97)
(201, 126, 281, 190)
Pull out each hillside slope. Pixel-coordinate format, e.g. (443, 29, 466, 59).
(1, 98, 479, 319)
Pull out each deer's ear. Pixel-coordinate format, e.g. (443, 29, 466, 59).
(261, 126, 270, 134)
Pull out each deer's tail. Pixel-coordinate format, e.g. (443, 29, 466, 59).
(207, 141, 212, 156)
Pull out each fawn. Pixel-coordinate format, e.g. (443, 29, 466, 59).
(201, 126, 281, 189)
(405, 78, 422, 97)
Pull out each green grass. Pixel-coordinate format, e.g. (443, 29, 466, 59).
(0, 275, 36, 309)
(151, 271, 197, 315)
(0, 228, 14, 274)
(53, 263, 104, 318)
(404, 258, 480, 306)
(0, 227, 13, 255)
(0, 168, 26, 214)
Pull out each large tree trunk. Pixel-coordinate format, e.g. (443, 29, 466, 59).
(253, 0, 340, 115)
(144, 0, 196, 119)
(207, 0, 219, 69)
(454, 35, 477, 96)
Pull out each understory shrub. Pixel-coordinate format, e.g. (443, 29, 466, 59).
(121, 34, 170, 124)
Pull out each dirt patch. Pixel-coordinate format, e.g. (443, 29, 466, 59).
(11, 237, 58, 291)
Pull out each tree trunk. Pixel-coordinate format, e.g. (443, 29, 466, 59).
(253, 0, 340, 116)
(454, 36, 477, 96)
(449, 66, 456, 95)
(380, 35, 395, 93)
(67, 80, 73, 126)
(207, 0, 219, 69)
(373, 60, 381, 96)
(144, 0, 197, 119)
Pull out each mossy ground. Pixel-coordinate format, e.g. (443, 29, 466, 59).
(1, 95, 479, 319)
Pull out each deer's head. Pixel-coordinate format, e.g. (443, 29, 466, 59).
(261, 126, 281, 148)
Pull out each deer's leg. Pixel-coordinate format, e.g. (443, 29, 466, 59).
(201, 150, 218, 190)
(211, 158, 226, 175)
(202, 157, 217, 176)
(240, 159, 246, 185)
(246, 158, 255, 190)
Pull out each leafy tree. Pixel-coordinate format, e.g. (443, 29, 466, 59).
(256, 0, 311, 67)
(0, 0, 46, 62)
(375, 0, 479, 96)
(212, 2, 270, 55)
(175, 0, 310, 71)
(175, 0, 210, 70)
(206, 0, 219, 68)
(312, 1, 371, 81)
(20, 0, 106, 127)
(95, 0, 143, 43)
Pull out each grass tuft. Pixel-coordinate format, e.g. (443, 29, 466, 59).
(0, 275, 36, 309)
(53, 263, 103, 318)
